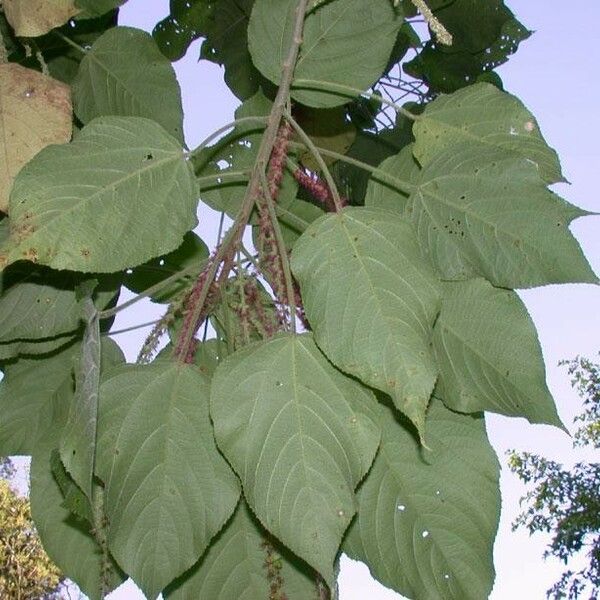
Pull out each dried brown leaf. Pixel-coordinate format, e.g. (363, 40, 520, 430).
(0, 64, 72, 213)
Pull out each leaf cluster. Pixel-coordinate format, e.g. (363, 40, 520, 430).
(0, 477, 65, 599)
(0, 1, 596, 599)
(509, 356, 600, 600)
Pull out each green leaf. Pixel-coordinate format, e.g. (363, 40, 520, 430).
(96, 362, 240, 599)
(433, 278, 564, 427)
(1, 116, 197, 273)
(295, 105, 356, 171)
(153, 0, 210, 62)
(0, 338, 124, 456)
(73, 26, 184, 144)
(6, 12, 120, 85)
(277, 198, 325, 250)
(291, 207, 441, 435)
(364, 145, 420, 213)
(194, 92, 299, 220)
(199, 0, 264, 101)
(155, 338, 228, 378)
(210, 333, 380, 585)
(75, 0, 125, 18)
(413, 83, 563, 184)
(332, 120, 413, 205)
(50, 449, 94, 523)
(0, 342, 76, 456)
(248, 0, 403, 108)
(165, 502, 318, 599)
(344, 399, 500, 600)
(124, 231, 209, 303)
(0, 266, 118, 359)
(404, 0, 530, 94)
(30, 452, 125, 600)
(60, 286, 101, 498)
(408, 145, 597, 287)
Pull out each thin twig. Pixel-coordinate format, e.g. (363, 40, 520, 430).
(98, 262, 202, 319)
(288, 141, 416, 195)
(104, 319, 161, 336)
(284, 110, 343, 213)
(186, 117, 268, 161)
(196, 170, 249, 188)
(292, 79, 420, 121)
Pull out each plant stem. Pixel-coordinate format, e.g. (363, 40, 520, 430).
(187, 117, 268, 162)
(196, 170, 249, 188)
(284, 110, 343, 212)
(174, 0, 311, 360)
(235, 251, 251, 345)
(276, 204, 311, 232)
(98, 262, 202, 319)
(291, 79, 420, 121)
(259, 172, 297, 333)
(104, 319, 161, 336)
(288, 141, 416, 195)
(54, 31, 87, 54)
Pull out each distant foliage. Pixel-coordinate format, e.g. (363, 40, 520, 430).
(0, 467, 65, 599)
(509, 356, 600, 600)
(0, 1, 597, 599)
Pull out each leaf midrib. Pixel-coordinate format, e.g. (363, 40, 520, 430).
(12, 148, 184, 248)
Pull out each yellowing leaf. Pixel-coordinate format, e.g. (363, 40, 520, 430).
(3, 0, 80, 37)
(0, 64, 72, 213)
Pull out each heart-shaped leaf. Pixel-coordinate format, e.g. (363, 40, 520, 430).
(1, 116, 197, 273)
(413, 82, 563, 184)
(344, 399, 500, 600)
(73, 27, 184, 144)
(96, 362, 240, 599)
(408, 145, 596, 287)
(433, 278, 563, 427)
(210, 333, 380, 585)
(291, 206, 441, 435)
(30, 452, 125, 600)
(165, 502, 319, 599)
(248, 0, 403, 108)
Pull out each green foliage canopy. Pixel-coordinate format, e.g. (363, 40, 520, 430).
(0, 0, 596, 599)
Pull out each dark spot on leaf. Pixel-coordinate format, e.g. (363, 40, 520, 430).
(81, 248, 90, 257)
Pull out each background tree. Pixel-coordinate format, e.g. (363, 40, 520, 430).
(509, 356, 600, 600)
(0, 1, 597, 599)
(0, 458, 65, 599)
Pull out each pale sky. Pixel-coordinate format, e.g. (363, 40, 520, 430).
(83, 1, 600, 598)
